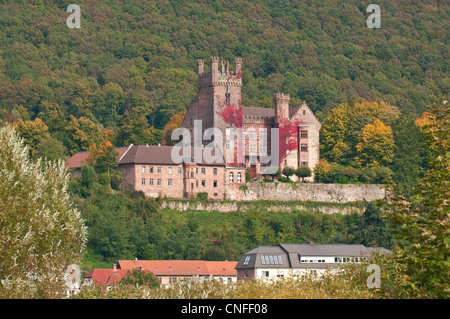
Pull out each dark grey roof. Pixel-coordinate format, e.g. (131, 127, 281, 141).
(280, 244, 370, 257)
(236, 246, 290, 269)
(235, 244, 389, 270)
(118, 145, 225, 166)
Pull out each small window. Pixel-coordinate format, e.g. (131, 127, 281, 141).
(142, 166, 146, 174)
(178, 167, 182, 174)
(141, 178, 146, 185)
(300, 144, 308, 152)
(201, 168, 205, 174)
(213, 180, 217, 187)
(157, 179, 161, 186)
(157, 167, 161, 174)
(190, 172, 194, 178)
(229, 172, 234, 183)
(201, 180, 205, 187)
(168, 179, 172, 186)
(300, 130, 308, 138)
(150, 178, 154, 186)
(150, 166, 154, 173)
(237, 172, 242, 183)
(168, 167, 172, 175)
(301, 161, 308, 167)
(213, 168, 217, 175)
(303, 110, 306, 115)
(243, 255, 251, 266)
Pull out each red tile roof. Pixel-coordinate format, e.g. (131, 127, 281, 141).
(66, 146, 130, 169)
(118, 260, 237, 277)
(84, 268, 130, 286)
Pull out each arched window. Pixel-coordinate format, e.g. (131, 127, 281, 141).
(229, 172, 234, 183)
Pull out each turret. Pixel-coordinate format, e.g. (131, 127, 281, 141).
(274, 93, 290, 123)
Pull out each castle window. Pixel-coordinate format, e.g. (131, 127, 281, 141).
(190, 172, 194, 178)
(178, 167, 182, 174)
(157, 179, 161, 186)
(259, 144, 267, 155)
(201, 180, 205, 187)
(142, 166, 146, 174)
(301, 161, 308, 167)
(226, 140, 230, 150)
(300, 144, 308, 152)
(300, 130, 308, 138)
(150, 166, 154, 173)
(168, 179, 172, 187)
(229, 172, 234, 183)
(213, 168, 217, 175)
(168, 167, 172, 175)
(259, 129, 267, 141)
(201, 168, 205, 174)
(157, 167, 161, 174)
(249, 130, 257, 140)
(250, 144, 257, 155)
(150, 179, 154, 186)
(237, 172, 242, 183)
(213, 180, 218, 187)
(141, 178, 146, 186)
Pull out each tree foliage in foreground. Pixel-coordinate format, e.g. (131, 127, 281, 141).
(0, 125, 87, 298)
(386, 98, 449, 298)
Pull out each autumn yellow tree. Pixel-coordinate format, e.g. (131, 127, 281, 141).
(320, 103, 352, 161)
(355, 119, 395, 167)
(15, 117, 49, 156)
(162, 110, 186, 146)
(87, 129, 119, 174)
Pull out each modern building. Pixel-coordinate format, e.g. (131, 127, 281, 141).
(235, 244, 390, 281)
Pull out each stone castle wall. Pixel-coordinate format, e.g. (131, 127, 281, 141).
(226, 182, 386, 203)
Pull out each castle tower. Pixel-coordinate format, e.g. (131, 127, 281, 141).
(182, 57, 243, 156)
(274, 93, 290, 123)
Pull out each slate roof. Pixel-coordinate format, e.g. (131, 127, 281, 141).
(118, 145, 225, 166)
(235, 244, 390, 269)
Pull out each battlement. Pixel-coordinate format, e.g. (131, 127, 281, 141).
(274, 93, 290, 102)
(197, 57, 243, 85)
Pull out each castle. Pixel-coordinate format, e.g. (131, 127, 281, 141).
(67, 57, 321, 200)
(182, 57, 321, 176)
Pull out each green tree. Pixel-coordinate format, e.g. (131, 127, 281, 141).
(282, 166, 295, 179)
(386, 98, 449, 298)
(295, 166, 312, 182)
(0, 125, 87, 298)
(119, 269, 160, 288)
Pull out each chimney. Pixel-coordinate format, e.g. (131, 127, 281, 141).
(112, 264, 117, 273)
(274, 93, 290, 124)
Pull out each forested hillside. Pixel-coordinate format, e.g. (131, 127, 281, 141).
(0, 0, 447, 154)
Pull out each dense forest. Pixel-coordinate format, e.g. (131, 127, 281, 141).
(0, 1, 447, 268)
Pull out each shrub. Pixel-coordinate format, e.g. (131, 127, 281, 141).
(196, 192, 208, 201)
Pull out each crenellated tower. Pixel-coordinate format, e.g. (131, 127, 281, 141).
(183, 57, 243, 151)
